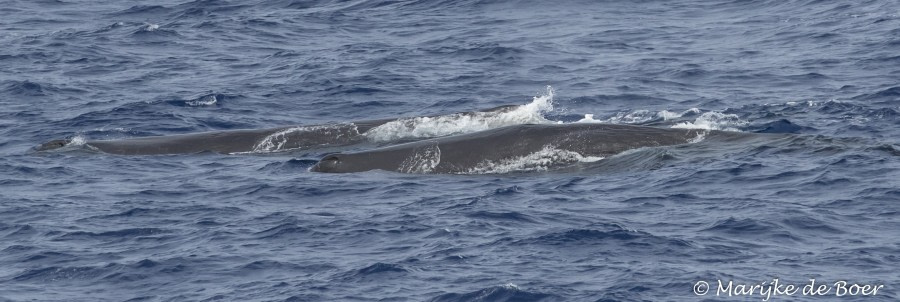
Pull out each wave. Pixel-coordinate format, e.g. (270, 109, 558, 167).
(355, 262, 407, 275)
(428, 283, 558, 302)
(13, 265, 115, 282)
(55, 228, 172, 241)
(670, 112, 748, 131)
(2, 80, 46, 96)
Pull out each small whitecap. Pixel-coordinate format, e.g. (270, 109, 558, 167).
(185, 95, 217, 106)
(671, 112, 747, 131)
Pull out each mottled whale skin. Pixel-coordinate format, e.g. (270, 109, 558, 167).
(36, 105, 519, 155)
(311, 123, 711, 174)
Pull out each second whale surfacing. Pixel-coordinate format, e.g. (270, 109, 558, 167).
(311, 123, 713, 174)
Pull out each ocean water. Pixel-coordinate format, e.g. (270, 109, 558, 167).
(2, 0, 900, 301)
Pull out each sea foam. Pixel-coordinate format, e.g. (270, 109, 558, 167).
(364, 86, 556, 142)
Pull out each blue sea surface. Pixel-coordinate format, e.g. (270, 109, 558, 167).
(2, 0, 900, 301)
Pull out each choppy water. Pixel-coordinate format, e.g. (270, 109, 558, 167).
(2, 0, 900, 301)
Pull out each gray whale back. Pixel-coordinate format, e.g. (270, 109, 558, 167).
(37, 121, 386, 155)
(35, 104, 520, 155)
(311, 123, 710, 174)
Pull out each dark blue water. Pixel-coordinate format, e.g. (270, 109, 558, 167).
(2, 0, 899, 301)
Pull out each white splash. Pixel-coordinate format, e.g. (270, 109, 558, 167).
(185, 95, 217, 106)
(601, 109, 658, 124)
(144, 23, 159, 31)
(660, 108, 700, 120)
(671, 112, 747, 131)
(688, 130, 709, 143)
(460, 145, 603, 174)
(364, 86, 555, 142)
(68, 135, 103, 152)
(657, 110, 682, 120)
(579, 108, 701, 124)
(784, 100, 818, 107)
(68, 135, 86, 146)
(575, 114, 601, 123)
(399, 144, 442, 173)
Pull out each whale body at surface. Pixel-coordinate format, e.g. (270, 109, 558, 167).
(35, 105, 522, 155)
(311, 123, 714, 174)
